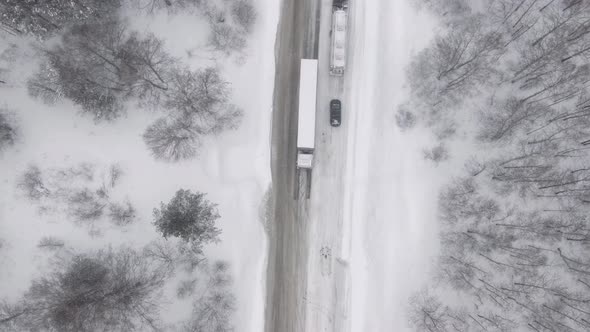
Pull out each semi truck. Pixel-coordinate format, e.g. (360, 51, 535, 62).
(297, 59, 318, 169)
(330, 1, 348, 76)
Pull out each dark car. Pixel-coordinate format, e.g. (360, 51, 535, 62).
(330, 99, 341, 127)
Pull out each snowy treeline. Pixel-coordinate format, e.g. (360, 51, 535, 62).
(406, 0, 590, 331)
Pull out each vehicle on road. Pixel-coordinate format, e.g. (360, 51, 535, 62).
(330, 99, 341, 127)
(330, 1, 348, 76)
(297, 59, 318, 169)
(333, 0, 349, 10)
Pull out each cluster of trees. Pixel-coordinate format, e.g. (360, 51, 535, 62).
(27, 18, 242, 161)
(407, 0, 590, 331)
(0, 0, 121, 39)
(18, 163, 136, 228)
(1, 0, 256, 161)
(406, 0, 590, 129)
(134, 0, 257, 54)
(1, 188, 233, 331)
(0, 0, 256, 44)
(181, 261, 235, 332)
(0, 248, 167, 331)
(0, 1, 243, 329)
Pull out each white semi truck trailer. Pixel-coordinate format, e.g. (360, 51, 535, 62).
(297, 59, 318, 169)
(330, 0, 348, 76)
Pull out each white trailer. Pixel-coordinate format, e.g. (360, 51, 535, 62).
(330, 8, 348, 76)
(297, 59, 318, 169)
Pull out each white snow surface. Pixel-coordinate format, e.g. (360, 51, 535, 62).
(345, 1, 441, 331)
(303, 1, 441, 331)
(0, 0, 279, 330)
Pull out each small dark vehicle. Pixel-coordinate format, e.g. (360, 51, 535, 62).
(330, 99, 341, 127)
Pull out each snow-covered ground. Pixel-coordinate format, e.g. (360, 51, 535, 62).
(342, 0, 445, 331)
(345, 1, 440, 330)
(302, 0, 443, 331)
(0, 1, 279, 330)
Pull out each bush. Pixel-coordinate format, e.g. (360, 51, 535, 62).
(231, 0, 257, 33)
(108, 201, 136, 225)
(18, 165, 50, 201)
(37, 236, 65, 250)
(394, 106, 416, 130)
(176, 279, 197, 299)
(423, 143, 449, 164)
(0, 109, 18, 151)
(66, 188, 106, 222)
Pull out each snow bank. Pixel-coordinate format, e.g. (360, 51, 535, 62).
(345, 1, 440, 331)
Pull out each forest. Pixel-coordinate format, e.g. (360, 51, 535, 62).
(405, 0, 590, 331)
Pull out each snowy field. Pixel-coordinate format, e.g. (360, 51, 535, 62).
(344, 1, 441, 331)
(0, 1, 279, 330)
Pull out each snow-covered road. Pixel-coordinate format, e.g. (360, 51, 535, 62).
(302, 0, 440, 331)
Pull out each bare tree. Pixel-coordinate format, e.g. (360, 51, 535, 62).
(29, 19, 175, 121)
(408, 14, 504, 110)
(17, 164, 50, 201)
(408, 290, 455, 332)
(143, 116, 199, 161)
(0, 109, 18, 151)
(143, 240, 206, 275)
(2, 247, 167, 331)
(164, 67, 243, 129)
(231, 0, 257, 33)
(144, 67, 242, 161)
(27, 61, 63, 104)
(0, 301, 29, 329)
(183, 261, 235, 332)
(477, 97, 552, 142)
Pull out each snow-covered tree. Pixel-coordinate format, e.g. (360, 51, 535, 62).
(153, 189, 221, 248)
(0, 0, 120, 39)
(1, 247, 167, 331)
